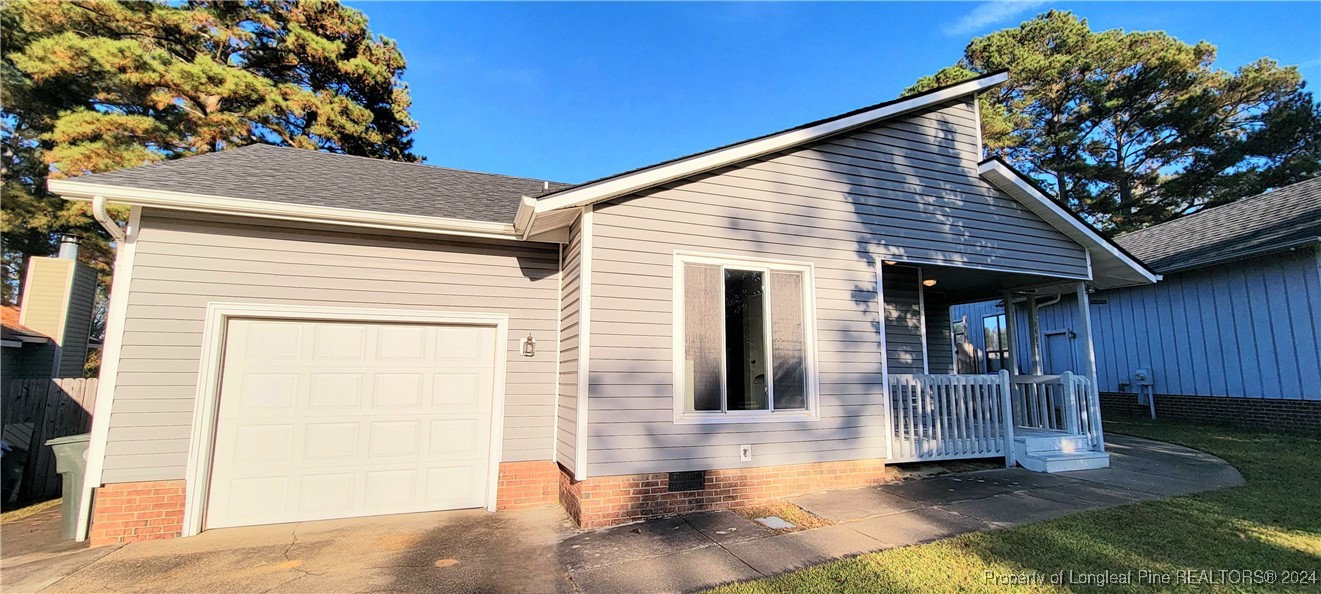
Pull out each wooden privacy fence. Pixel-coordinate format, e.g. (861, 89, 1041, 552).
(2, 378, 98, 502)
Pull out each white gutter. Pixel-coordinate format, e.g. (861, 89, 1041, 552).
(51, 180, 520, 241)
(92, 195, 126, 242)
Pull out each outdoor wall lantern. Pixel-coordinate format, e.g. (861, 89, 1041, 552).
(521, 333, 537, 357)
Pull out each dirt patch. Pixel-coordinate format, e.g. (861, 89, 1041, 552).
(734, 501, 833, 534)
(886, 459, 1001, 482)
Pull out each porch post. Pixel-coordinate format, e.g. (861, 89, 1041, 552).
(1027, 295, 1043, 374)
(1074, 282, 1106, 452)
(1001, 291, 1019, 376)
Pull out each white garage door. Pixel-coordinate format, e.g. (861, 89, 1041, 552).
(205, 318, 498, 529)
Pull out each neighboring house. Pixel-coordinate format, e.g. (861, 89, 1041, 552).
(1, 239, 99, 384)
(954, 178, 1321, 433)
(48, 72, 1158, 546)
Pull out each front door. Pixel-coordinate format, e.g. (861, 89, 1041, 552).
(1043, 331, 1075, 375)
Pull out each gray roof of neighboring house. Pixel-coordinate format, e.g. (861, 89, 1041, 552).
(70, 144, 572, 223)
(1116, 177, 1321, 273)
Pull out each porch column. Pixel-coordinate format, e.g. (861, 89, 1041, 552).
(1075, 281, 1106, 451)
(1001, 290, 1019, 376)
(1027, 295, 1043, 374)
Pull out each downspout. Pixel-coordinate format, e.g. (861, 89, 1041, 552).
(92, 195, 126, 243)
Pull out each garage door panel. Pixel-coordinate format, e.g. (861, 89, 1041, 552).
(206, 318, 497, 530)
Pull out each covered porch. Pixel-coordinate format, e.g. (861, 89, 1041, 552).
(880, 261, 1109, 472)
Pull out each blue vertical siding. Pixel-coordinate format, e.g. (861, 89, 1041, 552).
(952, 246, 1321, 401)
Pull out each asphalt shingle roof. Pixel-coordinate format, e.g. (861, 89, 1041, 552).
(71, 144, 572, 224)
(1115, 178, 1321, 273)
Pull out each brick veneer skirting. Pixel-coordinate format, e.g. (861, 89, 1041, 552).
(496, 460, 560, 510)
(1100, 392, 1321, 434)
(89, 480, 186, 547)
(558, 459, 888, 529)
(88, 461, 561, 546)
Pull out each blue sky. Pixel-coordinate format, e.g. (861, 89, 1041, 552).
(346, 1, 1321, 183)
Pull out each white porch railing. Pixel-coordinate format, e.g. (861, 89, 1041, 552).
(888, 371, 1104, 465)
(1010, 373, 1104, 450)
(888, 372, 1011, 463)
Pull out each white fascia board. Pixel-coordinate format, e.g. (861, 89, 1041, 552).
(535, 72, 1010, 214)
(514, 196, 538, 239)
(977, 160, 1160, 286)
(49, 179, 520, 241)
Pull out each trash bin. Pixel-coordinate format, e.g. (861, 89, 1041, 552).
(46, 433, 91, 540)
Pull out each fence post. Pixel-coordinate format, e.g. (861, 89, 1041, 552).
(999, 369, 1015, 468)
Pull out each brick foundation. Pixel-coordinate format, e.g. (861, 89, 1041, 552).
(1100, 392, 1321, 434)
(89, 461, 562, 547)
(88, 480, 186, 547)
(496, 460, 560, 510)
(559, 459, 888, 529)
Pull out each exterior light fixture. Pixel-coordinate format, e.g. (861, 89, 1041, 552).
(521, 333, 536, 357)
(922, 278, 937, 287)
(882, 260, 897, 266)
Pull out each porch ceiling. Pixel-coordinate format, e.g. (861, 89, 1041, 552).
(892, 262, 1080, 304)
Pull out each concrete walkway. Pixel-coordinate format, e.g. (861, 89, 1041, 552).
(6, 435, 1241, 594)
(561, 434, 1244, 594)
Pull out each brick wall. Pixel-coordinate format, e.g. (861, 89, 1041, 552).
(1101, 392, 1321, 434)
(88, 480, 186, 547)
(496, 460, 559, 510)
(559, 459, 888, 529)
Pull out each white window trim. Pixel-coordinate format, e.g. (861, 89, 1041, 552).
(671, 251, 821, 425)
(181, 303, 510, 538)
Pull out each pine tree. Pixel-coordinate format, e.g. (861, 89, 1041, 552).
(907, 10, 1321, 234)
(1, 0, 421, 303)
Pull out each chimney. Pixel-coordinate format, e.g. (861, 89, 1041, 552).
(58, 234, 80, 260)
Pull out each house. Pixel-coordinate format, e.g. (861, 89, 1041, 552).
(954, 178, 1321, 433)
(1, 238, 99, 384)
(47, 72, 1158, 546)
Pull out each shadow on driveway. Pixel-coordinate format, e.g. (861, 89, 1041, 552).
(43, 506, 575, 593)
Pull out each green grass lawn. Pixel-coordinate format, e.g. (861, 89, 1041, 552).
(709, 419, 1321, 593)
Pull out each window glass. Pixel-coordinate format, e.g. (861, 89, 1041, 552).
(724, 269, 767, 411)
(770, 271, 806, 409)
(684, 264, 722, 411)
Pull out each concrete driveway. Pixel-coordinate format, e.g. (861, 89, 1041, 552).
(9, 434, 1243, 594)
(24, 506, 575, 593)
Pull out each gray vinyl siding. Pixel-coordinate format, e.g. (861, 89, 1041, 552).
(883, 266, 924, 375)
(583, 99, 1084, 477)
(556, 214, 583, 471)
(56, 264, 97, 377)
(924, 291, 955, 374)
(102, 209, 561, 484)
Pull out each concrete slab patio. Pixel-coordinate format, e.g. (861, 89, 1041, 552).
(5, 434, 1242, 594)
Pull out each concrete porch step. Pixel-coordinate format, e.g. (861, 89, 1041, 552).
(1019, 450, 1110, 473)
(1015, 432, 1093, 455)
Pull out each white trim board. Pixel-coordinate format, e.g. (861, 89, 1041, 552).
(976, 160, 1160, 288)
(76, 206, 142, 541)
(535, 73, 1009, 214)
(180, 303, 510, 538)
(573, 206, 593, 480)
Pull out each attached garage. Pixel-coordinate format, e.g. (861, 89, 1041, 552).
(188, 307, 509, 532)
